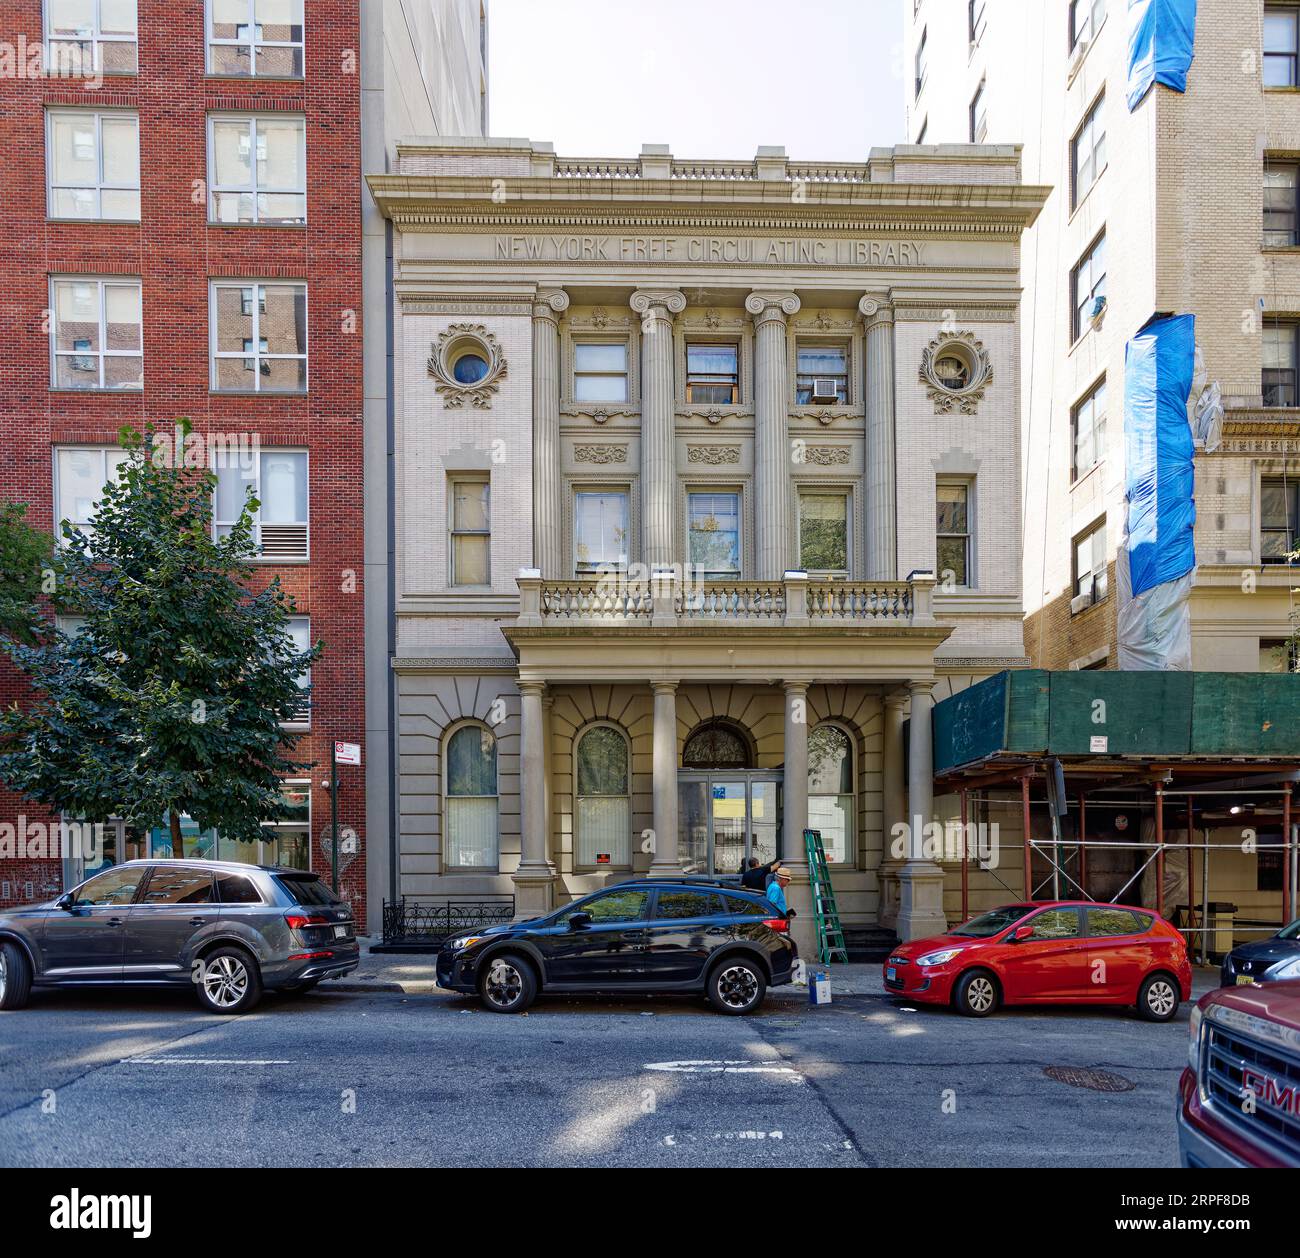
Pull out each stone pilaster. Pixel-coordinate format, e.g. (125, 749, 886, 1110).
(630, 289, 685, 569)
(898, 679, 946, 940)
(513, 680, 556, 915)
(860, 295, 897, 581)
(877, 689, 908, 934)
(531, 289, 569, 578)
(649, 681, 681, 875)
(745, 291, 801, 579)
(781, 680, 817, 957)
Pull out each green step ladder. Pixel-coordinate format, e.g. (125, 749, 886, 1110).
(803, 828, 849, 964)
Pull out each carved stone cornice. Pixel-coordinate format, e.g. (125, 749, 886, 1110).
(745, 290, 802, 326)
(532, 288, 570, 323)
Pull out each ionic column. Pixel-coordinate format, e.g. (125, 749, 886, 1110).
(532, 289, 569, 578)
(513, 680, 556, 915)
(649, 681, 681, 875)
(859, 295, 897, 580)
(630, 289, 685, 570)
(898, 679, 947, 940)
(745, 291, 801, 579)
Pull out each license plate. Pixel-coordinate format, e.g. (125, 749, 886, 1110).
(886, 967, 897, 981)
(334, 925, 348, 939)
(1235, 974, 1254, 986)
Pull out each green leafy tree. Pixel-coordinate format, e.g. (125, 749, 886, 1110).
(0, 501, 54, 645)
(0, 423, 319, 856)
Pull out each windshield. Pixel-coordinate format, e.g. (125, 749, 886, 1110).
(949, 905, 1034, 938)
(1278, 918, 1300, 941)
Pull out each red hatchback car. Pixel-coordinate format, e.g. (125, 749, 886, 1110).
(884, 901, 1192, 1020)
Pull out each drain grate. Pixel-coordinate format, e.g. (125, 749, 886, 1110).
(1043, 1065, 1135, 1093)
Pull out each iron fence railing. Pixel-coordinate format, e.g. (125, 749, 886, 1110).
(381, 895, 515, 946)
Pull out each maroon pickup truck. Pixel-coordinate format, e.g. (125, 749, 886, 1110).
(1179, 978, 1300, 1168)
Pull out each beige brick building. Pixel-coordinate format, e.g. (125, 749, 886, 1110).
(366, 138, 1049, 945)
(905, 0, 1300, 672)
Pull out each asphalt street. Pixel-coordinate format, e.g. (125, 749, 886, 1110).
(0, 977, 1196, 1168)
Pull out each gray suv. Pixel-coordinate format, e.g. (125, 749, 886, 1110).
(0, 859, 358, 1015)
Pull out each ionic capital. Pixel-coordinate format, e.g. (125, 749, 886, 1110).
(745, 290, 801, 326)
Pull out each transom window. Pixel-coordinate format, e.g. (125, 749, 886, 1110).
(46, 0, 138, 75)
(576, 725, 631, 869)
(1071, 231, 1107, 341)
(55, 446, 126, 534)
(1069, 0, 1105, 50)
(682, 721, 750, 770)
(573, 342, 628, 402)
(798, 491, 850, 576)
(51, 277, 142, 390)
(686, 343, 739, 404)
(1263, 320, 1299, 406)
(210, 281, 307, 392)
(1265, 161, 1299, 246)
(1074, 520, 1108, 602)
(208, 114, 307, 224)
(1266, 5, 1300, 87)
(687, 491, 741, 578)
(1071, 94, 1107, 209)
(208, 0, 304, 77)
(796, 343, 849, 405)
(1072, 377, 1107, 479)
(574, 489, 628, 574)
(46, 109, 139, 220)
(450, 478, 490, 585)
(936, 482, 971, 587)
(808, 725, 853, 867)
(213, 447, 309, 560)
(445, 724, 499, 871)
(1261, 477, 1299, 563)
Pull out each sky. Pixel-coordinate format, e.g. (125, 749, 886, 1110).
(487, 0, 906, 161)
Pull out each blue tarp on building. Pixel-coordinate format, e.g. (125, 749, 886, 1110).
(1123, 314, 1196, 597)
(1127, 0, 1197, 110)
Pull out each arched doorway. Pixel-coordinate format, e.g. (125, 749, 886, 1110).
(678, 720, 782, 875)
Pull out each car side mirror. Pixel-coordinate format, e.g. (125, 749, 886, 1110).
(568, 912, 592, 931)
(1011, 925, 1033, 942)
(55, 892, 75, 911)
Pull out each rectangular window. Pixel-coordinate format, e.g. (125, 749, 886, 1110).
(284, 616, 310, 725)
(1072, 377, 1107, 479)
(210, 281, 307, 392)
(915, 117, 928, 144)
(936, 483, 971, 587)
(914, 26, 927, 98)
(213, 447, 309, 560)
(1260, 638, 1300, 671)
(574, 489, 629, 574)
(1071, 231, 1106, 341)
(208, 0, 304, 77)
(1069, 0, 1105, 50)
(46, 109, 139, 220)
(1261, 477, 1300, 563)
(1263, 321, 1299, 406)
(450, 478, 490, 585)
(54, 446, 126, 534)
(208, 114, 306, 224)
(685, 343, 739, 404)
(1264, 160, 1299, 245)
(688, 491, 741, 579)
(968, 0, 986, 44)
(795, 343, 849, 405)
(573, 342, 628, 402)
(51, 277, 142, 390)
(1266, 5, 1300, 87)
(1071, 94, 1107, 209)
(799, 491, 850, 576)
(969, 80, 987, 143)
(222, 780, 310, 869)
(46, 0, 138, 74)
(1074, 520, 1108, 602)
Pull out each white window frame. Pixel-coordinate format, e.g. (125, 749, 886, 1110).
(1071, 93, 1107, 210)
(572, 339, 630, 403)
(1071, 376, 1107, 480)
(45, 108, 140, 221)
(205, 0, 305, 78)
(206, 113, 307, 225)
(50, 276, 143, 391)
(53, 445, 126, 535)
(573, 486, 630, 576)
(209, 280, 308, 392)
(211, 446, 309, 561)
(1071, 231, 1107, 342)
(1074, 519, 1108, 602)
(44, 0, 138, 76)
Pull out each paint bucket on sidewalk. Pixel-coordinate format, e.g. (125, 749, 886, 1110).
(810, 970, 832, 1005)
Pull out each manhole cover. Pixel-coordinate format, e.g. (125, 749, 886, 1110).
(1043, 1065, 1135, 1093)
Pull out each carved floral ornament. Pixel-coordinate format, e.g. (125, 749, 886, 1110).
(919, 330, 993, 415)
(427, 323, 508, 409)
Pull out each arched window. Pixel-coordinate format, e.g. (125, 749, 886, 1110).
(682, 721, 750, 769)
(445, 723, 498, 870)
(576, 724, 630, 869)
(808, 724, 854, 866)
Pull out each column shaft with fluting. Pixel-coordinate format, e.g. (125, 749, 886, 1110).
(860, 296, 897, 580)
(531, 290, 568, 578)
(630, 289, 685, 570)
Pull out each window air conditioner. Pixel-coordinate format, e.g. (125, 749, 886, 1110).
(1068, 37, 1089, 82)
(1089, 295, 1108, 329)
(811, 377, 840, 404)
(1070, 590, 1094, 615)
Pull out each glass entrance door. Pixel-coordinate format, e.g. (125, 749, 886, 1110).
(677, 773, 782, 874)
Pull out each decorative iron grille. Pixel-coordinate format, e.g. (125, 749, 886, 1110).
(381, 895, 515, 946)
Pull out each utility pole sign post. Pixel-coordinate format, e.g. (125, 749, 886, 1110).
(331, 741, 361, 893)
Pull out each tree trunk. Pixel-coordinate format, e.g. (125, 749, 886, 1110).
(170, 810, 184, 858)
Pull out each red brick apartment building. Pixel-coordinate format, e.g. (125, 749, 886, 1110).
(0, 2, 366, 913)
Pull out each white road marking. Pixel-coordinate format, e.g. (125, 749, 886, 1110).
(121, 1057, 293, 1065)
(643, 1058, 803, 1080)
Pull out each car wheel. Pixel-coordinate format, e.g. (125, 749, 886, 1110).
(196, 947, 263, 1015)
(953, 969, 999, 1017)
(1137, 973, 1180, 1022)
(0, 940, 32, 1011)
(478, 953, 536, 1014)
(707, 957, 767, 1015)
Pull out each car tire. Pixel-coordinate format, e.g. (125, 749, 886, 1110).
(707, 956, 767, 1015)
(478, 952, 537, 1014)
(1137, 972, 1180, 1022)
(953, 969, 999, 1017)
(0, 940, 33, 1011)
(196, 947, 263, 1015)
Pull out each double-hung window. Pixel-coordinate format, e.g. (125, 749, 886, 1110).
(283, 616, 311, 725)
(574, 489, 628, 575)
(1074, 520, 1108, 603)
(573, 342, 628, 402)
(795, 343, 849, 404)
(55, 446, 126, 535)
(688, 492, 741, 579)
(211, 281, 307, 392)
(1069, 0, 1105, 50)
(51, 277, 142, 390)
(1071, 95, 1107, 209)
(969, 80, 987, 143)
(208, 114, 306, 224)
(1072, 378, 1106, 479)
(685, 343, 739, 403)
(799, 491, 850, 576)
(213, 447, 309, 560)
(450, 478, 490, 585)
(45, 0, 138, 75)
(914, 26, 927, 98)
(208, 0, 304, 77)
(1266, 5, 1300, 87)
(1263, 321, 1299, 406)
(1265, 161, 1300, 245)
(1261, 477, 1299, 563)
(46, 109, 139, 220)
(1071, 232, 1107, 341)
(936, 483, 972, 587)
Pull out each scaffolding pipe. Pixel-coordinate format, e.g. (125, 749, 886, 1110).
(1185, 795, 1195, 954)
(960, 788, 969, 923)
(1285, 786, 1294, 924)
(1155, 786, 1166, 921)
(1078, 793, 1088, 901)
(1021, 775, 1032, 903)
(1201, 826, 1210, 967)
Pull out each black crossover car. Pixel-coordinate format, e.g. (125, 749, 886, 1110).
(0, 859, 358, 1015)
(436, 879, 797, 1014)
(1220, 917, 1300, 988)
